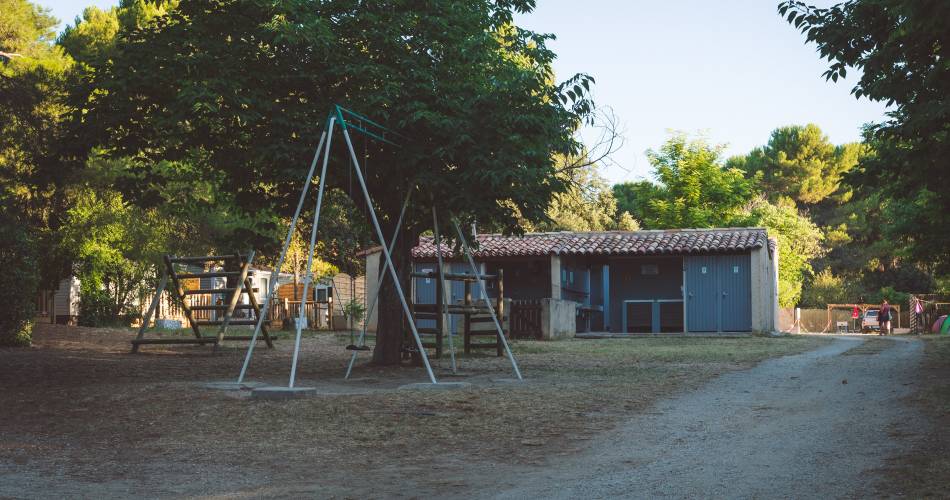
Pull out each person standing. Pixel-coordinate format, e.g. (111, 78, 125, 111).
(879, 299, 892, 336)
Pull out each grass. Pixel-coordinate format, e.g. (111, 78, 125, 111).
(877, 335, 950, 498)
(0, 325, 833, 496)
(514, 335, 828, 364)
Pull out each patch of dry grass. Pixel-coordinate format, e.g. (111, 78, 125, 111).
(839, 337, 891, 356)
(877, 336, 950, 498)
(0, 325, 831, 495)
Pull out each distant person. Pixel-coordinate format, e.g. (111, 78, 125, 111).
(879, 299, 892, 336)
(913, 297, 924, 335)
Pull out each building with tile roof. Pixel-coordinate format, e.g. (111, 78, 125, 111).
(365, 228, 779, 339)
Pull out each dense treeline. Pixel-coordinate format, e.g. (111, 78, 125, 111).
(0, 0, 594, 355)
(1, 0, 944, 346)
(613, 124, 945, 308)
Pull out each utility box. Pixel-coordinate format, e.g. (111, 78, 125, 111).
(155, 319, 182, 330)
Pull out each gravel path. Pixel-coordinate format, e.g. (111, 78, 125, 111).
(487, 335, 923, 499)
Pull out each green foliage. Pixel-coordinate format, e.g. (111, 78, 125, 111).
(613, 132, 823, 307)
(728, 124, 862, 206)
(311, 189, 372, 276)
(0, 0, 57, 57)
(728, 120, 944, 306)
(867, 286, 909, 306)
(800, 269, 852, 308)
(81, 0, 592, 254)
(779, 0, 950, 273)
(612, 181, 661, 226)
(530, 161, 639, 232)
(61, 180, 176, 326)
(58, 0, 178, 68)
(342, 299, 367, 325)
(614, 134, 754, 229)
(0, 203, 37, 346)
(77, 285, 119, 327)
(73, 0, 593, 363)
(56, 6, 119, 67)
(1, 0, 75, 294)
(736, 197, 824, 307)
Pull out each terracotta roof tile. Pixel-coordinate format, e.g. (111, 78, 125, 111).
(412, 228, 769, 259)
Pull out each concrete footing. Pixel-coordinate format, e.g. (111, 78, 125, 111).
(490, 378, 526, 384)
(201, 381, 268, 391)
(398, 382, 472, 391)
(251, 386, 317, 400)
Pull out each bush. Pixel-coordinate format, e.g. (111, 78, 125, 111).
(801, 269, 853, 307)
(78, 286, 118, 327)
(0, 210, 38, 346)
(868, 286, 909, 306)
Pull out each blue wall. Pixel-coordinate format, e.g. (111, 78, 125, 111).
(685, 254, 752, 332)
(608, 257, 683, 332)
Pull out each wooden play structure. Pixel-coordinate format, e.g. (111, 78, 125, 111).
(132, 252, 274, 352)
(408, 268, 506, 359)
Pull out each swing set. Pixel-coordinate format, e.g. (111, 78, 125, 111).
(236, 105, 523, 388)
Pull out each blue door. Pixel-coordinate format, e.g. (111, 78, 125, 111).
(719, 255, 751, 331)
(413, 263, 438, 329)
(686, 256, 718, 332)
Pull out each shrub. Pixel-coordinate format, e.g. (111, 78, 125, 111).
(78, 285, 118, 327)
(0, 210, 38, 346)
(801, 269, 852, 307)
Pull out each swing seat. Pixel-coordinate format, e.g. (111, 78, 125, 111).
(346, 344, 371, 351)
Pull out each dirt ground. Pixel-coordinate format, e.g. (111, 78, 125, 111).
(875, 335, 950, 498)
(0, 324, 829, 498)
(486, 335, 925, 498)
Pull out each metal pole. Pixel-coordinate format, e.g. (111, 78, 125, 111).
(345, 190, 412, 379)
(132, 267, 169, 352)
(288, 118, 336, 388)
(432, 208, 457, 374)
(452, 218, 523, 381)
(237, 121, 330, 384)
(341, 127, 438, 384)
(327, 275, 345, 326)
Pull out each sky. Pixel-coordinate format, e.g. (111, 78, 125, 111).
(42, 0, 888, 185)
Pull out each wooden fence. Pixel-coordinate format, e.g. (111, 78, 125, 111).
(779, 306, 909, 333)
(270, 299, 331, 329)
(910, 295, 950, 334)
(510, 299, 542, 339)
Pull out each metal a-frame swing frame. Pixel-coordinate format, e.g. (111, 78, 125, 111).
(236, 105, 522, 387)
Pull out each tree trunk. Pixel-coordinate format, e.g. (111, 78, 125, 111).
(372, 219, 416, 365)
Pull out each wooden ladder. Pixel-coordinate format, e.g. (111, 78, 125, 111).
(405, 268, 506, 359)
(459, 270, 505, 357)
(404, 268, 446, 360)
(131, 252, 275, 352)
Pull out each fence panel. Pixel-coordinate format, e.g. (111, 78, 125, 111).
(510, 299, 542, 339)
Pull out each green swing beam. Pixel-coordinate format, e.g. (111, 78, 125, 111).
(334, 104, 408, 147)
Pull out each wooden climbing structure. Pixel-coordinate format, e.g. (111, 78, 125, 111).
(132, 252, 274, 352)
(407, 268, 506, 359)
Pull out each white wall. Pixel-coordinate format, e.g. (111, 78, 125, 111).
(750, 242, 779, 333)
(52, 276, 80, 321)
